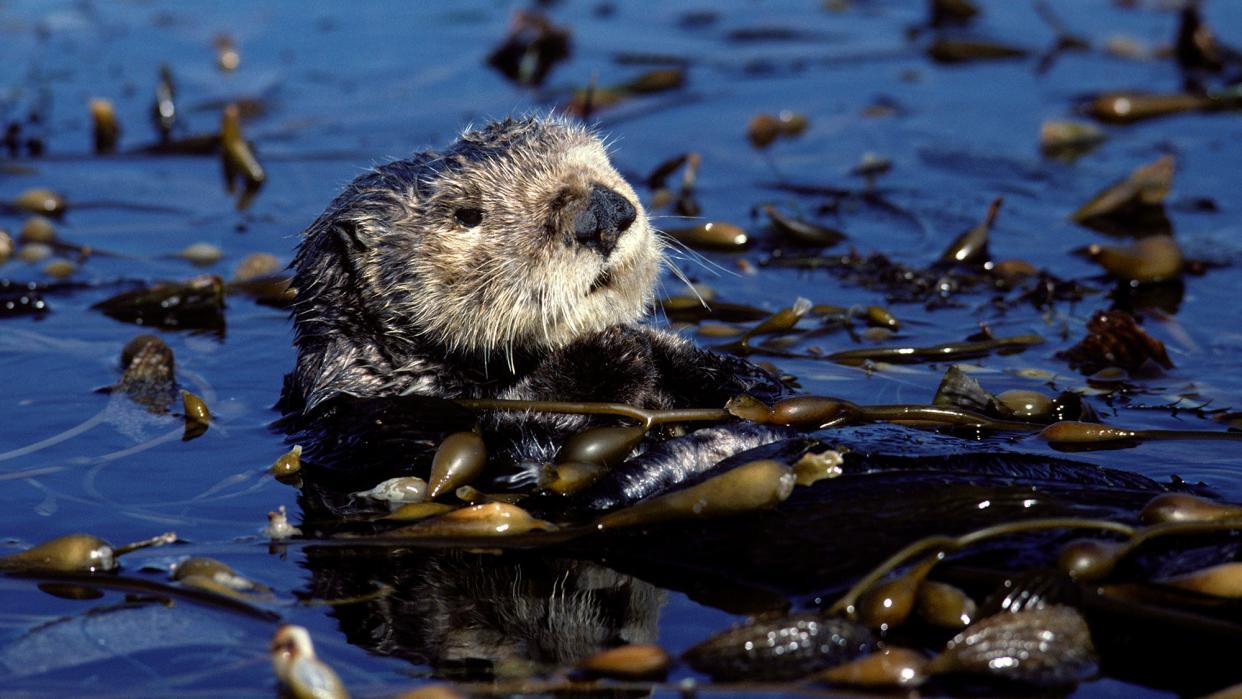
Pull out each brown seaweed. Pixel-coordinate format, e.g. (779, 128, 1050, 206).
(1057, 310, 1172, 375)
(91, 275, 226, 331)
(684, 613, 875, 681)
(487, 10, 571, 87)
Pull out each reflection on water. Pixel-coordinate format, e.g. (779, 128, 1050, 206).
(304, 548, 662, 678)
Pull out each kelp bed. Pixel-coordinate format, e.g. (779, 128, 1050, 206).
(3, 1, 1242, 697)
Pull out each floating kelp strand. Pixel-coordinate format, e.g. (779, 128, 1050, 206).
(556, 425, 645, 468)
(427, 431, 486, 499)
(0, 534, 115, 573)
(0, 284, 48, 316)
(1057, 538, 1127, 582)
(575, 644, 671, 680)
(226, 274, 296, 308)
(91, 274, 226, 331)
(213, 33, 240, 72)
(1039, 421, 1135, 445)
(763, 205, 847, 247)
(10, 188, 67, 217)
(856, 555, 940, 629)
(926, 606, 1096, 687)
(42, 259, 76, 279)
(1040, 120, 1106, 159)
(89, 98, 120, 153)
(353, 476, 427, 505)
(538, 461, 608, 494)
(684, 612, 876, 681)
(747, 111, 808, 148)
(456, 398, 729, 431)
(135, 132, 222, 156)
(696, 321, 743, 338)
(927, 38, 1028, 63)
(390, 685, 466, 699)
(265, 505, 300, 540)
(151, 64, 177, 141)
(849, 151, 892, 179)
(864, 305, 899, 330)
(646, 152, 691, 190)
(181, 389, 211, 440)
(830, 517, 1136, 617)
(661, 295, 768, 323)
(818, 647, 928, 688)
(173, 557, 269, 593)
(390, 502, 555, 538)
(1104, 34, 1155, 61)
(1038, 420, 1242, 449)
(567, 68, 686, 115)
(271, 625, 350, 699)
(381, 502, 455, 522)
(19, 216, 55, 244)
(861, 404, 1043, 432)
(1162, 563, 1242, 599)
(486, 10, 571, 88)
(621, 68, 686, 94)
(1175, 2, 1225, 73)
(0, 531, 175, 573)
(112, 333, 178, 413)
(933, 365, 1001, 415)
(996, 389, 1055, 419)
(176, 242, 224, 267)
(220, 103, 265, 203)
(15, 217, 97, 260)
(1057, 310, 1172, 375)
(930, 0, 979, 26)
(662, 221, 749, 251)
(594, 458, 795, 530)
(453, 486, 520, 505)
(648, 151, 700, 215)
(1081, 235, 1184, 283)
(937, 197, 1001, 267)
(981, 569, 1078, 616)
(1071, 154, 1173, 223)
(1140, 493, 1242, 525)
(769, 395, 862, 429)
(724, 297, 812, 351)
(176, 573, 274, 606)
(271, 445, 303, 480)
(825, 333, 1044, 366)
(792, 449, 843, 486)
(1084, 91, 1216, 124)
(916, 580, 976, 629)
(232, 252, 281, 281)
(724, 393, 774, 422)
(735, 393, 1045, 433)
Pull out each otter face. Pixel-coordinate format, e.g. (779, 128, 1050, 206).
(358, 117, 661, 360)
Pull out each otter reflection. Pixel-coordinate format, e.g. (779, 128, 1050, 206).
(301, 545, 662, 677)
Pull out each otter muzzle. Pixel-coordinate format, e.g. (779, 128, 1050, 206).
(574, 185, 637, 257)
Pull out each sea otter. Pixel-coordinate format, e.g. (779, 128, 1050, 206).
(280, 115, 788, 489)
(279, 118, 1227, 691)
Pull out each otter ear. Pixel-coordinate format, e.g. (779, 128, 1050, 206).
(332, 218, 369, 252)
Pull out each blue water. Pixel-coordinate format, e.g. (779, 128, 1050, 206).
(2, 1, 1242, 696)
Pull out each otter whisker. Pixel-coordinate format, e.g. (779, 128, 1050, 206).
(655, 229, 734, 280)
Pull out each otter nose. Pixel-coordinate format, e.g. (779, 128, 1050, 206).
(573, 185, 637, 257)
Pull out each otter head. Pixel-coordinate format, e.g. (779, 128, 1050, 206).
(294, 116, 660, 378)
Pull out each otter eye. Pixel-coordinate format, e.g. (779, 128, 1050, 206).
(454, 208, 483, 227)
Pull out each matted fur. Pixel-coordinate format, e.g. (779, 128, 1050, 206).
(286, 116, 661, 412)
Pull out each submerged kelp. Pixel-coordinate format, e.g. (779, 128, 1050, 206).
(3, 1, 1242, 697)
